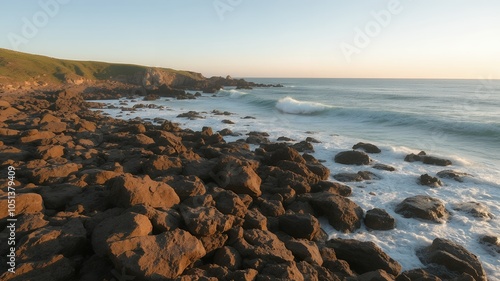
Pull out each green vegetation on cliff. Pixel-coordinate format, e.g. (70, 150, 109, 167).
(0, 48, 205, 87)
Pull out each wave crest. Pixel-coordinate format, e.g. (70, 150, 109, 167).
(275, 97, 331, 114)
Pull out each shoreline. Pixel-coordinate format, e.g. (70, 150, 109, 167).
(0, 88, 497, 280)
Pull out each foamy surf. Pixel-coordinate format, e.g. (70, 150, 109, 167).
(275, 96, 331, 114)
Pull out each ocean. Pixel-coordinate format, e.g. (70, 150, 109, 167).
(95, 78, 500, 278)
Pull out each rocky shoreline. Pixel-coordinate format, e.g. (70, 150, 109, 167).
(0, 89, 497, 281)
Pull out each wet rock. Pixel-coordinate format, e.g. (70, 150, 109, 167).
(395, 195, 450, 223)
(479, 235, 500, 254)
(326, 238, 402, 276)
(110, 174, 180, 208)
(405, 152, 452, 166)
(420, 174, 443, 187)
(396, 268, 442, 281)
(451, 202, 493, 220)
(91, 212, 152, 256)
(305, 137, 321, 143)
(417, 238, 487, 281)
(177, 110, 204, 119)
(278, 213, 321, 240)
(364, 208, 396, 230)
(292, 141, 315, 153)
(333, 171, 379, 182)
(373, 163, 396, 171)
(211, 156, 262, 197)
(437, 170, 472, 182)
(0, 193, 44, 220)
(180, 205, 234, 236)
(108, 229, 206, 279)
(311, 181, 352, 197)
(300, 192, 364, 233)
(334, 150, 371, 165)
(352, 142, 381, 153)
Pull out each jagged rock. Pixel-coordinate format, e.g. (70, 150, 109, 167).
(437, 170, 472, 182)
(405, 152, 452, 166)
(35, 145, 65, 160)
(243, 208, 268, 230)
(180, 205, 234, 236)
(16, 219, 87, 262)
(164, 175, 206, 201)
(213, 246, 242, 270)
(395, 195, 450, 223)
(452, 202, 493, 220)
(420, 174, 443, 187)
(268, 146, 306, 165)
(326, 238, 402, 276)
(285, 239, 323, 265)
(278, 213, 320, 240)
(292, 141, 315, 153)
(91, 212, 152, 256)
(108, 229, 206, 279)
(110, 174, 180, 208)
(334, 150, 371, 165)
(143, 155, 183, 178)
(211, 156, 262, 197)
(364, 208, 396, 230)
(233, 229, 294, 263)
(418, 238, 487, 281)
(16, 213, 49, 237)
(199, 233, 228, 255)
(299, 192, 363, 233)
(214, 190, 247, 218)
(479, 235, 500, 254)
(128, 204, 181, 232)
(0, 193, 44, 220)
(259, 261, 305, 281)
(352, 142, 381, 153)
(20, 129, 56, 143)
(40, 121, 67, 133)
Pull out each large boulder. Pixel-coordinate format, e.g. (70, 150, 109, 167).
(395, 195, 449, 223)
(108, 229, 206, 279)
(285, 239, 323, 265)
(418, 238, 487, 281)
(299, 192, 364, 233)
(91, 212, 153, 256)
(0, 255, 75, 281)
(352, 142, 381, 153)
(334, 150, 371, 165)
(364, 208, 396, 230)
(30, 163, 80, 184)
(143, 155, 183, 178)
(233, 229, 294, 263)
(110, 174, 180, 208)
(211, 156, 262, 197)
(39, 184, 82, 210)
(326, 238, 402, 276)
(179, 205, 234, 236)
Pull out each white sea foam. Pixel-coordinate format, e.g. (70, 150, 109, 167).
(275, 96, 331, 114)
(92, 82, 500, 279)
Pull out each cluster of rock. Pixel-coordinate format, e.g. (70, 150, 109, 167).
(0, 90, 493, 280)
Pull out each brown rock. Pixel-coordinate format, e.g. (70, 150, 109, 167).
(420, 174, 443, 187)
(259, 261, 305, 281)
(30, 163, 80, 184)
(129, 204, 181, 232)
(0, 193, 44, 220)
(299, 192, 364, 233)
(164, 175, 206, 201)
(243, 208, 268, 230)
(355, 269, 395, 281)
(16, 219, 87, 262)
(334, 150, 371, 165)
(452, 202, 493, 220)
(364, 208, 396, 230)
(0, 254, 75, 281)
(180, 205, 234, 236)
(279, 213, 320, 240)
(39, 184, 82, 210)
(143, 155, 183, 178)
(40, 121, 67, 133)
(214, 190, 247, 218)
(91, 212, 152, 256)
(353, 142, 381, 153)
(211, 156, 262, 197)
(395, 195, 450, 223)
(233, 229, 294, 263)
(110, 174, 180, 208)
(16, 213, 49, 237)
(326, 238, 402, 276)
(40, 113, 61, 124)
(199, 233, 228, 255)
(108, 229, 206, 279)
(266, 145, 306, 165)
(418, 238, 487, 281)
(213, 246, 242, 270)
(396, 268, 442, 281)
(285, 238, 323, 265)
(19, 129, 56, 143)
(35, 145, 65, 160)
(311, 181, 352, 197)
(76, 119, 96, 132)
(436, 170, 471, 182)
(373, 163, 396, 171)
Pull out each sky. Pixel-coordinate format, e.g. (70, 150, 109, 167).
(1, 0, 500, 79)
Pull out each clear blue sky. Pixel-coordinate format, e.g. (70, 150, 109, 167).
(1, 0, 499, 78)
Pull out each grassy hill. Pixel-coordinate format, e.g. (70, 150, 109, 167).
(0, 48, 205, 87)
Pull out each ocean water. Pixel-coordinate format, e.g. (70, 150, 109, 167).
(94, 78, 500, 278)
